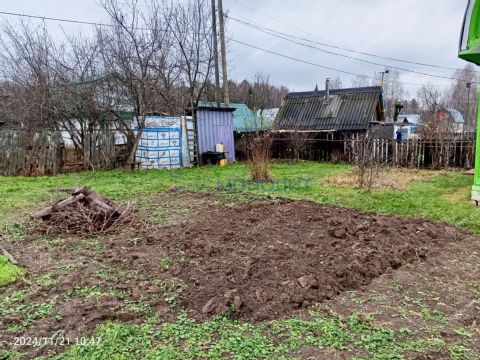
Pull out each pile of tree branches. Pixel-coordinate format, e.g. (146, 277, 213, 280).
(32, 187, 146, 236)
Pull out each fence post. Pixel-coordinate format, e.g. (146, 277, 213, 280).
(7, 131, 18, 175)
(0, 131, 5, 175)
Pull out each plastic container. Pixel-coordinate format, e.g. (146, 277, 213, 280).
(215, 143, 225, 153)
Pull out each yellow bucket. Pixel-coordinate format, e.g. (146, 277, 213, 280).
(219, 159, 227, 167)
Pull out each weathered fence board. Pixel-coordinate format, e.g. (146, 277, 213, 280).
(83, 132, 117, 170)
(23, 132, 63, 176)
(0, 130, 120, 176)
(0, 131, 24, 176)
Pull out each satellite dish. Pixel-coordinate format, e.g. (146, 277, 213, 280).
(459, 0, 480, 65)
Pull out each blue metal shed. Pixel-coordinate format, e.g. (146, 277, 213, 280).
(196, 106, 236, 164)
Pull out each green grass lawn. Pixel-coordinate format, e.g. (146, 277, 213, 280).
(0, 161, 477, 231)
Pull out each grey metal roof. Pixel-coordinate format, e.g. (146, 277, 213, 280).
(274, 86, 384, 132)
(396, 114, 421, 125)
(446, 108, 465, 124)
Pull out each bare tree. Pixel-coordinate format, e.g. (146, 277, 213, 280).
(351, 74, 370, 88)
(0, 20, 63, 132)
(377, 70, 405, 120)
(0, 0, 222, 170)
(0, 17, 122, 159)
(54, 35, 105, 152)
(247, 72, 273, 115)
(169, 0, 214, 111)
(0, 82, 40, 131)
(329, 76, 342, 89)
(348, 128, 380, 190)
(98, 0, 178, 163)
(228, 77, 288, 108)
(418, 84, 444, 114)
(417, 84, 456, 169)
(284, 119, 315, 161)
(419, 112, 456, 169)
(446, 63, 478, 131)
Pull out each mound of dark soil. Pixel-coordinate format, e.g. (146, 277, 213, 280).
(1, 192, 471, 358)
(157, 197, 467, 321)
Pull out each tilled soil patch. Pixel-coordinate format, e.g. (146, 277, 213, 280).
(156, 195, 469, 321)
(0, 191, 473, 358)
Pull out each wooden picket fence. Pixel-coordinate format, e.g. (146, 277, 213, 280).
(0, 130, 26, 176)
(83, 132, 117, 170)
(271, 135, 475, 169)
(0, 131, 63, 176)
(0, 130, 121, 176)
(354, 138, 475, 169)
(345, 138, 475, 169)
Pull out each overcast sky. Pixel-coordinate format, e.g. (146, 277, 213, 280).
(0, 0, 473, 97)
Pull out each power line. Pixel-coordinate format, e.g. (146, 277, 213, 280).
(0, 8, 471, 82)
(230, 38, 448, 88)
(0, 9, 452, 88)
(0, 10, 115, 28)
(0, 9, 211, 34)
(226, 14, 466, 83)
(234, 0, 343, 48)
(231, 1, 477, 74)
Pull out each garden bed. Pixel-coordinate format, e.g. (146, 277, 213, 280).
(0, 190, 475, 358)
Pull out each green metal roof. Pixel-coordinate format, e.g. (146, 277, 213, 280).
(197, 101, 270, 132)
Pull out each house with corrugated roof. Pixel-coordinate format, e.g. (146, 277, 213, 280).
(273, 86, 384, 137)
(444, 108, 465, 133)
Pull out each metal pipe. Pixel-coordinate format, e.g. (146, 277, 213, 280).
(325, 78, 330, 103)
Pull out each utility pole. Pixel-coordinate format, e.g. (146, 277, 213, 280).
(217, 0, 230, 106)
(380, 69, 389, 88)
(211, 0, 221, 107)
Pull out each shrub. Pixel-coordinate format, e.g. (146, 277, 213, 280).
(243, 132, 273, 182)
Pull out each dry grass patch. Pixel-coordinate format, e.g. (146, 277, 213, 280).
(324, 167, 438, 191)
(445, 186, 471, 205)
